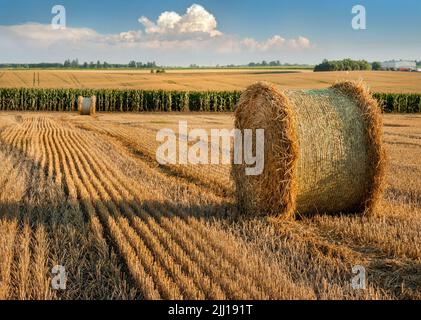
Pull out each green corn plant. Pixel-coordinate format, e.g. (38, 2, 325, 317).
(1, 87, 418, 113)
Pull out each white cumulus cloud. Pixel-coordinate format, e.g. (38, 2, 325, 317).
(288, 36, 311, 49)
(139, 4, 222, 38)
(241, 35, 311, 52)
(116, 30, 143, 43)
(0, 23, 101, 45)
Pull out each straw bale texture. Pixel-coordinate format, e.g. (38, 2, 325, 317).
(78, 96, 96, 115)
(232, 81, 385, 218)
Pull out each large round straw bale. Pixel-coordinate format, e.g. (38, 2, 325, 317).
(232, 81, 386, 219)
(78, 96, 96, 116)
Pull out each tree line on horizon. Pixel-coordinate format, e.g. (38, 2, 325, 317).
(1, 58, 419, 70)
(0, 59, 159, 69)
(314, 59, 376, 72)
(0, 59, 312, 69)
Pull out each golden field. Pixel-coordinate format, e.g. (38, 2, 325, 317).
(1, 69, 421, 92)
(0, 111, 420, 299)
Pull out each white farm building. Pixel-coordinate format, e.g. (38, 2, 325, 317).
(381, 60, 416, 71)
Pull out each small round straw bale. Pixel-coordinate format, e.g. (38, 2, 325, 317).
(232, 81, 386, 219)
(78, 96, 97, 116)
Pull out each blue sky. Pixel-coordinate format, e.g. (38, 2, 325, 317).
(0, 0, 420, 65)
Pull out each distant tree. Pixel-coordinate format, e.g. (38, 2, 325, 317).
(314, 58, 371, 72)
(144, 61, 157, 68)
(372, 61, 382, 70)
(314, 59, 330, 71)
(128, 60, 136, 68)
(70, 59, 79, 68)
(248, 60, 285, 67)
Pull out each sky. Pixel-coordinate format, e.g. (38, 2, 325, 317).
(0, 0, 420, 66)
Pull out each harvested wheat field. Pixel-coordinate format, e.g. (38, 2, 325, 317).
(0, 111, 420, 300)
(1, 70, 421, 92)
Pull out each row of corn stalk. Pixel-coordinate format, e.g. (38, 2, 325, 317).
(373, 92, 421, 113)
(0, 88, 420, 113)
(0, 88, 242, 112)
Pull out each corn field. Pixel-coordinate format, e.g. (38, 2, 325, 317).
(0, 88, 241, 112)
(373, 92, 421, 113)
(0, 88, 420, 113)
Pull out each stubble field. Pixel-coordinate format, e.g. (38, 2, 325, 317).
(1, 69, 421, 92)
(0, 111, 420, 300)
